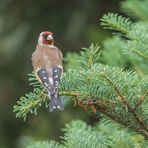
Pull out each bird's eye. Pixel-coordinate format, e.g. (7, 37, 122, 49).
(42, 34, 47, 38)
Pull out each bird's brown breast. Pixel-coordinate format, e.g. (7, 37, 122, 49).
(32, 45, 63, 77)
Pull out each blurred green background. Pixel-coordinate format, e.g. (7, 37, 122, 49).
(0, 0, 120, 147)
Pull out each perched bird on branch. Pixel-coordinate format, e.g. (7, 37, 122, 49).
(32, 31, 64, 112)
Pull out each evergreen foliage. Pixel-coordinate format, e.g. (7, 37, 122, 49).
(101, 13, 148, 74)
(121, 0, 148, 20)
(14, 0, 148, 146)
(14, 43, 148, 138)
(13, 73, 48, 121)
(26, 120, 148, 148)
(101, 36, 128, 67)
(26, 140, 63, 148)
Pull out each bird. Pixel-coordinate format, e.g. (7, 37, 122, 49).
(32, 31, 64, 112)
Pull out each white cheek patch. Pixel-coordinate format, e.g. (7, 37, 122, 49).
(38, 36, 43, 45)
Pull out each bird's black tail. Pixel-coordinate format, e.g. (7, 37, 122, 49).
(49, 92, 64, 112)
(49, 66, 64, 112)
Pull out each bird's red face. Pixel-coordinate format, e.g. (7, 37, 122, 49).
(38, 31, 54, 45)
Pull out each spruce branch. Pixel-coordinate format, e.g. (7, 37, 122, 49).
(101, 13, 133, 36)
(13, 88, 48, 121)
(102, 36, 128, 67)
(101, 13, 148, 74)
(98, 72, 147, 132)
(80, 43, 101, 69)
(26, 120, 148, 147)
(14, 73, 48, 120)
(121, 0, 148, 20)
(60, 65, 148, 138)
(130, 48, 148, 62)
(26, 140, 63, 148)
(101, 13, 148, 45)
(61, 120, 102, 148)
(14, 43, 148, 138)
(59, 44, 148, 138)
(125, 40, 148, 63)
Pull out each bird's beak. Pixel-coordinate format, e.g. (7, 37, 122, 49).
(47, 35, 53, 41)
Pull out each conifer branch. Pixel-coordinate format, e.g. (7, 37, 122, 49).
(26, 120, 148, 148)
(98, 73, 148, 133)
(121, 0, 148, 20)
(130, 49, 148, 61)
(14, 88, 47, 121)
(101, 13, 148, 75)
(101, 13, 133, 36)
(60, 71, 148, 138)
(14, 44, 148, 138)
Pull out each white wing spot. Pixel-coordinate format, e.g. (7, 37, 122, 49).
(44, 82, 48, 87)
(54, 69, 57, 73)
(43, 76, 47, 79)
(54, 75, 58, 78)
(57, 106, 60, 109)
